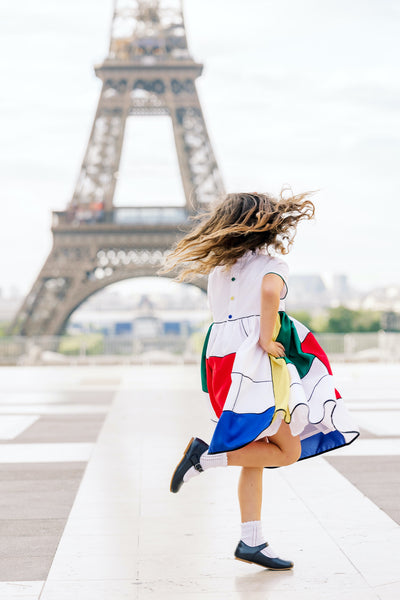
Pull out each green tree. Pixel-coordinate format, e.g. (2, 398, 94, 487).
(310, 312, 329, 333)
(353, 310, 381, 332)
(290, 311, 313, 330)
(0, 322, 10, 338)
(326, 307, 354, 333)
(325, 306, 382, 333)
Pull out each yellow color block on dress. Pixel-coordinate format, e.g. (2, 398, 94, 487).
(270, 314, 291, 423)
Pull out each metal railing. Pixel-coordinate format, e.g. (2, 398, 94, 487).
(0, 331, 399, 365)
(52, 206, 190, 227)
(0, 334, 192, 365)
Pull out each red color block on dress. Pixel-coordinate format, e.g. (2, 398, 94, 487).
(206, 353, 236, 418)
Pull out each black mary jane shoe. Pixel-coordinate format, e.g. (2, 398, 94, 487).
(234, 540, 294, 570)
(170, 437, 209, 494)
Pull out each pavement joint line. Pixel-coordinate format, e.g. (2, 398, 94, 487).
(0, 580, 45, 599)
(0, 416, 40, 440)
(0, 406, 110, 415)
(331, 439, 400, 456)
(281, 461, 372, 588)
(0, 443, 94, 463)
(348, 405, 400, 410)
(281, 457, 400, 589)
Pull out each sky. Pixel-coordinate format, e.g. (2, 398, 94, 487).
(1, 0, 399, 299)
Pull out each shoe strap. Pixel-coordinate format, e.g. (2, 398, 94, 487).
(254, 542, 268, 552)
(241, 541, 268, 553)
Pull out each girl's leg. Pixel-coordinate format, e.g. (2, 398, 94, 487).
(228, 421, 301, 468)
(171, 421, 301, 494)
(238, 466, 263, 522)
(236, 458, 292, 567)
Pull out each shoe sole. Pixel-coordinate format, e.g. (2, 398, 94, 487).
(170, 437, 194, 493)
(235, 557, 293, 570)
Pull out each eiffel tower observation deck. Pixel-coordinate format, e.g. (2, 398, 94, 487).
(11, 0, 224, 337)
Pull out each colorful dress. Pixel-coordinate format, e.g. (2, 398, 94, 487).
(201, 249, 359, 460)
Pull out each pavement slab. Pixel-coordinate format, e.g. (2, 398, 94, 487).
(0, 364, 398, 599)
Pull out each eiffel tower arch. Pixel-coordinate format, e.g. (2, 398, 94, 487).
(11, 0, 224, 336)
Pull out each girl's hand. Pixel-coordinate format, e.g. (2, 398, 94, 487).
(259, 274, 286, 358)
(260, 339, 286, 358)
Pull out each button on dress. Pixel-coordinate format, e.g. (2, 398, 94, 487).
(201, 249, 359, 460)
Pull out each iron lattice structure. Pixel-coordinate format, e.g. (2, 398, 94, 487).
(11, 0, 224, 336)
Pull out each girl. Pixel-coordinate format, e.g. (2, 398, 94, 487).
(163, 191, 359, 570)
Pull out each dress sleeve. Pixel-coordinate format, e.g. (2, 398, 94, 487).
(264, 256, 289, 299)
(207, 268, 216, 312)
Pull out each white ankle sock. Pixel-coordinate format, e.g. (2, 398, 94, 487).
(241, 520, 264, 546)
(200, 450, 228, 470)
(240, 520, 279, 558)
(183, 450, 227, 483)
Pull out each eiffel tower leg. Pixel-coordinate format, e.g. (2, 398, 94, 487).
(10, 257, 72, 337)
(71, 91, 131, 212)
(169, 89, 225, 211)
(9, 241, 93, 336)
(10, 228, 207, 336)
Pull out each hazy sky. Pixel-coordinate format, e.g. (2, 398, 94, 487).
(1, 0, 399, 298)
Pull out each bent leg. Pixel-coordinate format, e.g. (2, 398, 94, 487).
(228, 421, 301, 468)
(268, 421, 302, 464)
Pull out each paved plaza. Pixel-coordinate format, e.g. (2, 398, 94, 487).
(0, 363, 399, 599)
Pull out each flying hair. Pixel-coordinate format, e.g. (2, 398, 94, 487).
(161, 188, 316, 281)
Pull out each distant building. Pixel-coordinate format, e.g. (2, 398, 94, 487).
(68, 307, 210, 337)
(330, 274, 352, 305)
(286, 275, 329, 311)
(381, 311, 400, 331)
(361, 285, 400, 312)
(286, 273, 363, 313)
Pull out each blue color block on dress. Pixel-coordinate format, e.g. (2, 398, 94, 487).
(208, 407, 276, 454)
(299, 430, 346, 460)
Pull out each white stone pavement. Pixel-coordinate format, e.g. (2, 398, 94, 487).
(2, 364, 400, 600)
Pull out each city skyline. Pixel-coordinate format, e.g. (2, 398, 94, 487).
(1, 0, 399, 298)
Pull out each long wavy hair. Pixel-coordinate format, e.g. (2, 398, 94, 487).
(161, 189, 316, 281)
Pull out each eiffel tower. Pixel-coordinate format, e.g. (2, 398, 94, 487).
(11, 0, 224, 336)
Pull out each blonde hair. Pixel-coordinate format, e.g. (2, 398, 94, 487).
(161, 189, 316, 281)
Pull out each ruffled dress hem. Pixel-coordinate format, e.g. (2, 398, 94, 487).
(201, 311, 359, 461)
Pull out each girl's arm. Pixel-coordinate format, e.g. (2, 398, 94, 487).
(259, 273, 286, 358)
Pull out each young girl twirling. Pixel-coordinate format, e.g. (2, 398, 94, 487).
(163, 191, 359, 570)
